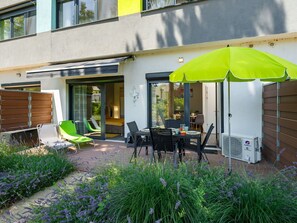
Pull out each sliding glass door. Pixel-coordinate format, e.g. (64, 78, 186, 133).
(68, 76, 125, 141)
(72, 84, 106, 139)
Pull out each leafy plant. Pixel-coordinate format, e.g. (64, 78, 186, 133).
(0, 146, 75, 209)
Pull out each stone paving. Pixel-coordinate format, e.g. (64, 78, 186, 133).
(0, 140, 277, 222)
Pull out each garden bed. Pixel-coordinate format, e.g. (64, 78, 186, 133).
(0, 143, 75, 210)
(24, 162, 297, 223)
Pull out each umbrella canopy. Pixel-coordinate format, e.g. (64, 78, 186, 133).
(169, 47, 297, 172)
(170, 47, 297, 83)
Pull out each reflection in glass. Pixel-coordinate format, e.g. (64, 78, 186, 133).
(150, 82, 184, 127)
(58, 0, 76, 28)
(25, 11, 36, 35)
(147, 0, 175, 10)
(13, 15, 25, 38)
(72, 85, 102, 137)
(79, 0, 96, 24)
(98, 0, 118, 20)
(0, 19, 11, 40)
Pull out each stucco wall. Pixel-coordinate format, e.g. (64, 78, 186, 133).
(2, 0, 297, 70)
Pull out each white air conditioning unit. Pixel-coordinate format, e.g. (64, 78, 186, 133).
(221, 133, 261, 164)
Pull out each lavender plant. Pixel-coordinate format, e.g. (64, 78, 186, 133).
(0, 148, 75, 209)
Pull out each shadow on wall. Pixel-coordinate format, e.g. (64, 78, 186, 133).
(125, 0, 286, 51)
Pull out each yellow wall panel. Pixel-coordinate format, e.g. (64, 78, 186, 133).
(118, 0, 142, 17)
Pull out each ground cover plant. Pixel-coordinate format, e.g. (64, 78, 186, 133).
(0, 143, 75, 209)
(27, 162, 297, 223)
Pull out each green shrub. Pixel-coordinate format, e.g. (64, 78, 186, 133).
(25, 162, 297, 223)
(105, 163, 207, 223)
(29, 176, 110, 223)
(193, 165, 297, 223)
(0, 150, 75, 209)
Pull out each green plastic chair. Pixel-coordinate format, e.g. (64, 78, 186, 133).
(59, 120, 94, 149)
(83, 118, 101, 133)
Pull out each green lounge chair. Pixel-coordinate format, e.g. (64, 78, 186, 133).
(83, 118, 101, 133)
(59, 120, 94, 149)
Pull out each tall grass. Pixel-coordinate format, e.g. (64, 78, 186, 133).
(26, 162, 297, 223)
(106, 163, 207, 223)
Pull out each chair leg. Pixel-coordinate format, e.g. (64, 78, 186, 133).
(203, 152, 209, 163)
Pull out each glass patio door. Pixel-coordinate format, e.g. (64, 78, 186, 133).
(149, 82, 185, 127)
(71, 84, 106, 139)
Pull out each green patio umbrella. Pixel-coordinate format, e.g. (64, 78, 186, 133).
(170, 46, 297, 172)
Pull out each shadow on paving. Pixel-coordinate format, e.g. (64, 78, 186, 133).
(69, 140, 277, 176)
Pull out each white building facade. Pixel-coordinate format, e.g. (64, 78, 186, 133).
(1, 0, 297, 145)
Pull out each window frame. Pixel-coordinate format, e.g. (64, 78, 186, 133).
(56, 0, 118, 29)
(143, 0, 201, 11)
(0, 5, 36, 41)
(146, 72, 190, 128)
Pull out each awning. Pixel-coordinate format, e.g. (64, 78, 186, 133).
(26, 56, 131, 78)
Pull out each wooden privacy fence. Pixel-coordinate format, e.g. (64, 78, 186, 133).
(263, 81, 297, 168)
(0, 90, 52, 132)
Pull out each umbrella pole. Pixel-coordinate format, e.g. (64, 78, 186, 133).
(228, 78, 232, 174)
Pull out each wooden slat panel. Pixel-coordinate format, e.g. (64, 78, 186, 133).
(263, 115, 277, 125)
(0, 109, 29, 116)
(31, 109, 52, 116)
(279, 118, 297, 131)
(263, 97, 277, 103)
(263, 121, 276, 130)
(280, 95, 297, 103)
(279, 104, 297, 112)
(1, 123, 29, 131)
(280, 111, 297, 120)
(279, 81, 297, 96)
(279, 133, 297, 150)
(0, 90, 29, 99)
(278, 143, 296, 167)
(263, 126, 276, 138)
(263, 89, 277, 98)
(0, 100, 28, 107)
(31, 93, 52, 101)
(262, 145, 277, 163)
(31, 115, 52, 122)
(264, 110, 276, 116)
(1, 117, 28, 125)
(31, 100, 52, 107)
(262, 134, 277, 156)
(263, 103, 277, 111)
(263, 84, 276, 91)
(280, 127, 297, 139)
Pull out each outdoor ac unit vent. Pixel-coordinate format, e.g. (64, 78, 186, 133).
(222, 133, 261, 164)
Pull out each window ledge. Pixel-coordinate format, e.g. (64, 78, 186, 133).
(52, 17, 119, 33)
(0, 33, 36, 43)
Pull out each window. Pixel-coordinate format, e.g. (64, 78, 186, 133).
(2, 81, 41, 92)
(57, 0, 117, 28)
(144, 0, 193, 10)
(0, 6, 36, 41)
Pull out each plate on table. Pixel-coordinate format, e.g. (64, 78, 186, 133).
(186, 131, 200, 135)
(140, 128, 150, 133)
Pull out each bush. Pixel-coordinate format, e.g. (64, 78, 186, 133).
(29, 176, 109, 223)
(193, 165, 297, 223)
(27, 162, 297, 223)
(0, 144, 75, 209)
(106, 163, 207, 223)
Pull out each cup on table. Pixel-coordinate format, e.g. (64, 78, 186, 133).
(180, 124, 185, 131)
(184, 126, 189, 131)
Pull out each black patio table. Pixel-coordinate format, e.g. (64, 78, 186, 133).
(133, 129, 202, 162)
